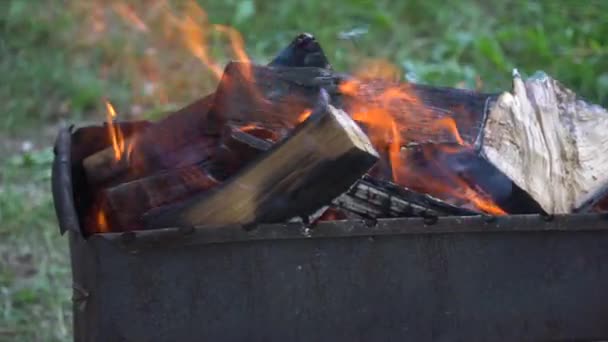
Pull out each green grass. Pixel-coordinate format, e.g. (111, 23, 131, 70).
(0, 149, 70, 341)
(1, 0, 607, 340)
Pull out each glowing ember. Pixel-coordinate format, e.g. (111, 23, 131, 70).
(297, 109, 312, 123)
(96, 206, 110, 233)
(239, 123, 261, 132)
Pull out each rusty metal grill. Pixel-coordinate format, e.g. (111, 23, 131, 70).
(53, 124, 608, 342)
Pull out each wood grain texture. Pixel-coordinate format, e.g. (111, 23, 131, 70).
(82, 95, 216, 186)
(334, 176, 477, 219)
(98, 163, 220, 231)
(143, 104, 379, 228)
(481, 70, 608, 213)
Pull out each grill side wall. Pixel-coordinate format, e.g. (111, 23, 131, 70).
(71, 229, 608, 342)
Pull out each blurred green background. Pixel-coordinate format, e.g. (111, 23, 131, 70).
(1, 0, 607, 340)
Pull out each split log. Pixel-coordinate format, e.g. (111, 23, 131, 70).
(143, 102, 379, 228)
(96, 163, 220, 231)
(212, 124, 336, 224)
(213, 123, 477, 220)
(479, 70, 608, 214)
(333, 176, 477, 219)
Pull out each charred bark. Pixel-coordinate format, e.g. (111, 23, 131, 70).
(212, 62, 494, 146)
(82, 95, 217, 186)
(334, 176, 477, 219)
(95, 163, 220, 232)
(143, 103, 379, 228)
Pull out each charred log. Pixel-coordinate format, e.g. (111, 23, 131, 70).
(211, 124, 276, 180)
(143, 102, 379, 228)
(399, 144, 543, 215)
(333, 176, 477, 219)
(217, 123, 475, 220)
(82, 94, 216, 186)
(208, 62, 343, 128)
(269, 32, 332, 69)
(211, 62, 494, 146)
(81, 32, 334, 187)
(94, 163, 220, 232)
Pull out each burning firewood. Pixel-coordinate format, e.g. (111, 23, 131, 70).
(143, 99, 380, 228)
(208, 61, 342, 127)
(211, 122, 480, 220)
(96, 163, 220, 231)
(211, 123, 278, 180)
(397, 144, 542, 215)
(82, 94, 216, 186)
(82, 64, 493, 188)
(333, 176, 477, 219)
(211, 61, 493, 146)
(82, 33, 333, 187)
(479, 70, 608, 214)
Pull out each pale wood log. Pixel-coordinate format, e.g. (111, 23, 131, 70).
(480, 70, 608, 214)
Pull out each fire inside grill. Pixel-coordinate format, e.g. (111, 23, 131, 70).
(68, 15, 608, 235)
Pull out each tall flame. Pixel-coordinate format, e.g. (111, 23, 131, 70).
(86, 1, 506, 221)
(104, 101, 125, 161)
(178, 14, 224, 80)
(167, 0, 252, 82)
(112, 3, 149, 32)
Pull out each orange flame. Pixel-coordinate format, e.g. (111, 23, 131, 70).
(214, 24, 250, 63)
(104, 101, 136, 163)
(432, 117, 465, 148)
(89, 1, 505, 216)
(105, 101, 125, 161)
(178, 15, 223, 80)
(96, 206, 109, 233)
(464, 188, 506, 215)
(169, 1, 252, 82)
(112, 3, 149, 32)
(340, 60, 506, 215)
(239, 123, 261, 132)
(297, 109, 312, 123)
